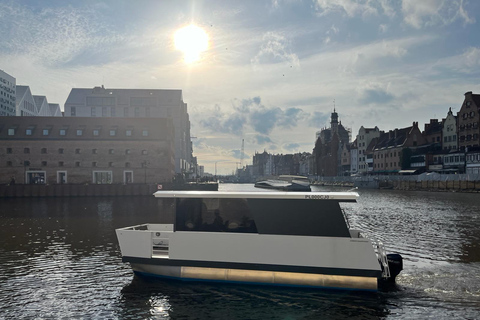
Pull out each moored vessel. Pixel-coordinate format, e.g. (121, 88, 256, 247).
(116, 191, 402, 291)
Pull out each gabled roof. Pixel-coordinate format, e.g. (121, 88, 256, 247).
(48, 103, 62, 116)
(472, 94, 480, 108)
(372, 126, 413, 151)
(33, 95, 47, 113)
(15, 85, 30, 103)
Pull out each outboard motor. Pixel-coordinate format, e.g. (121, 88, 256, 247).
(386, 253, 403, 282)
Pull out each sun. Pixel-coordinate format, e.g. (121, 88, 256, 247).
(174, 25, 209, 63)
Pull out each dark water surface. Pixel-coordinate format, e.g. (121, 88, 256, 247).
(1, 184, 480, 319)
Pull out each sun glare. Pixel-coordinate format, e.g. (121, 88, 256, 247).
(174, 25, 209, 64)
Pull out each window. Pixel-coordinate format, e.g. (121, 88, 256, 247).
(7, 161, 12, 167)
(134, 107, 140, 117)
(91, 107, 96, 116)
(126, 130, 132, 136)
(93, 171, 112, 184)
(41, 161, 47, 166)
(93, 129, 100, 136)
(142, 150, 148, 155)
(92, 162, 97, 167)
(41, 148, 47, 154)
(110, 130, 116, 136)
(111, 107, 116, 117)
(24, 148, 30, 154)
(6, 148, 12, 154)
(8, 128, 14, 135)
(75, 161, 80, 167)
(59, 161, 64, 167)
(125, 149, 131, 155)
(77, 129, 83, 136)
(26, 129, 32, 135)
(102, 107, 107, 117)
(43, 129, 49, 136)
(75, 149, 81, 154)
(109, 149, 114, 154)
(71, 107, 76, 116)
(60, 129, 66, 136)
(92, 149, 97, 154)
(124, 107, 129, 117)
(125, 162, 131, 168)
(142, 130, 149, 136)
(109, 162, 114, 167)
(58, 148, 64, 154)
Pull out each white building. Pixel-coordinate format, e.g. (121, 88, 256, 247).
(48, 103, 62, 117)
(0, 70, 16, 116)
(442, 107, 457, 151)
(64, 86, 193, 174)
(350, 145, 358, 175)
(356, 126, 381, 173)
(16, 86, 37, 116)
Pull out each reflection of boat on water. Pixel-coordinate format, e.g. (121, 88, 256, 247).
(116, 191, 403, 291)
(254, 175, 311, 192)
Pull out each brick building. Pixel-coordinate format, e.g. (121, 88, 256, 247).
(0, 116, 175, 185)
(458, 91, 480, 151)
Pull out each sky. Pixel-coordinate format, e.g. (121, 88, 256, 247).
(1, 0, 479, 174)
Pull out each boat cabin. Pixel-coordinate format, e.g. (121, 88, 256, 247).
(153, 191, 357, 237)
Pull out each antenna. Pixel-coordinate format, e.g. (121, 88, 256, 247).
(333, 99, 336, 112)
(240, 139, 245, 168)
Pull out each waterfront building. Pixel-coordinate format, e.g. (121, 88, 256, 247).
(356, 126, 381, 173)
(349, 140, 358, 175)
(0, 70, 16, 116)
(64, 86, 193, 174)
(442, 107, 458, 151)
(314, 109, 350, 177)
(466, 147, 480, 175)
(0, 116, 175, 185)
(443, 151, 465, 173)
(369, 122, 426, 174)
(422, 119, 442, 148)
(457, 91, 480, 151)
(340, 143, 351, 176)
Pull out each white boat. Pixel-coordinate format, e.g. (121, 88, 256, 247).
(254, 175, 311, 191)
(116, 191, 402, 291)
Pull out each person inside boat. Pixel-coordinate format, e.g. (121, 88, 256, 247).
(212, 209, 224, 231)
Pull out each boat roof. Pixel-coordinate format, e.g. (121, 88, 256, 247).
(154, 191, 358, 202)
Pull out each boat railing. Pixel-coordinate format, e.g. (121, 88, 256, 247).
(341, 208, 350, 229)
(359, 232, 391, 279)
(374, 240, 391, 279)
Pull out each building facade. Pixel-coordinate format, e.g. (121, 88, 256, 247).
(356, 126, 381, 173)
(442, 107, 458, 151)
(370, 123, 426, 173)
(458, 91, 480, 151)
(0, 117, 175, 185)
(0, 70, 16, 116)
(64, 86, 192, 174)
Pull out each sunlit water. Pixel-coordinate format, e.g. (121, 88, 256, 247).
(1, 185, 479, 319)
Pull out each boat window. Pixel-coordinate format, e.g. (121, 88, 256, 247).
(175, 198, 257, 233)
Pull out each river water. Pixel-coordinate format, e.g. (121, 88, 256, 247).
(1, 184, 479, 319)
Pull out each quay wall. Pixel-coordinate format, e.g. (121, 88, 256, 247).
(312, 174, 480, 192)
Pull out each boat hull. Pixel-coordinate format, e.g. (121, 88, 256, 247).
(130, 262, 378, 291)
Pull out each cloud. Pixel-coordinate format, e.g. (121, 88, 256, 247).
(250, 107, 280, 134)
(230, 149, 250, 160)
(251, 31, 300, 69)
(284, 143, 300, 151)
(315, 0, 380, 17)
(255, 135, 273, 145)
(402, 0, 475, 29)
(308, 111, 330, 128)
(357, 83, 394, 104)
